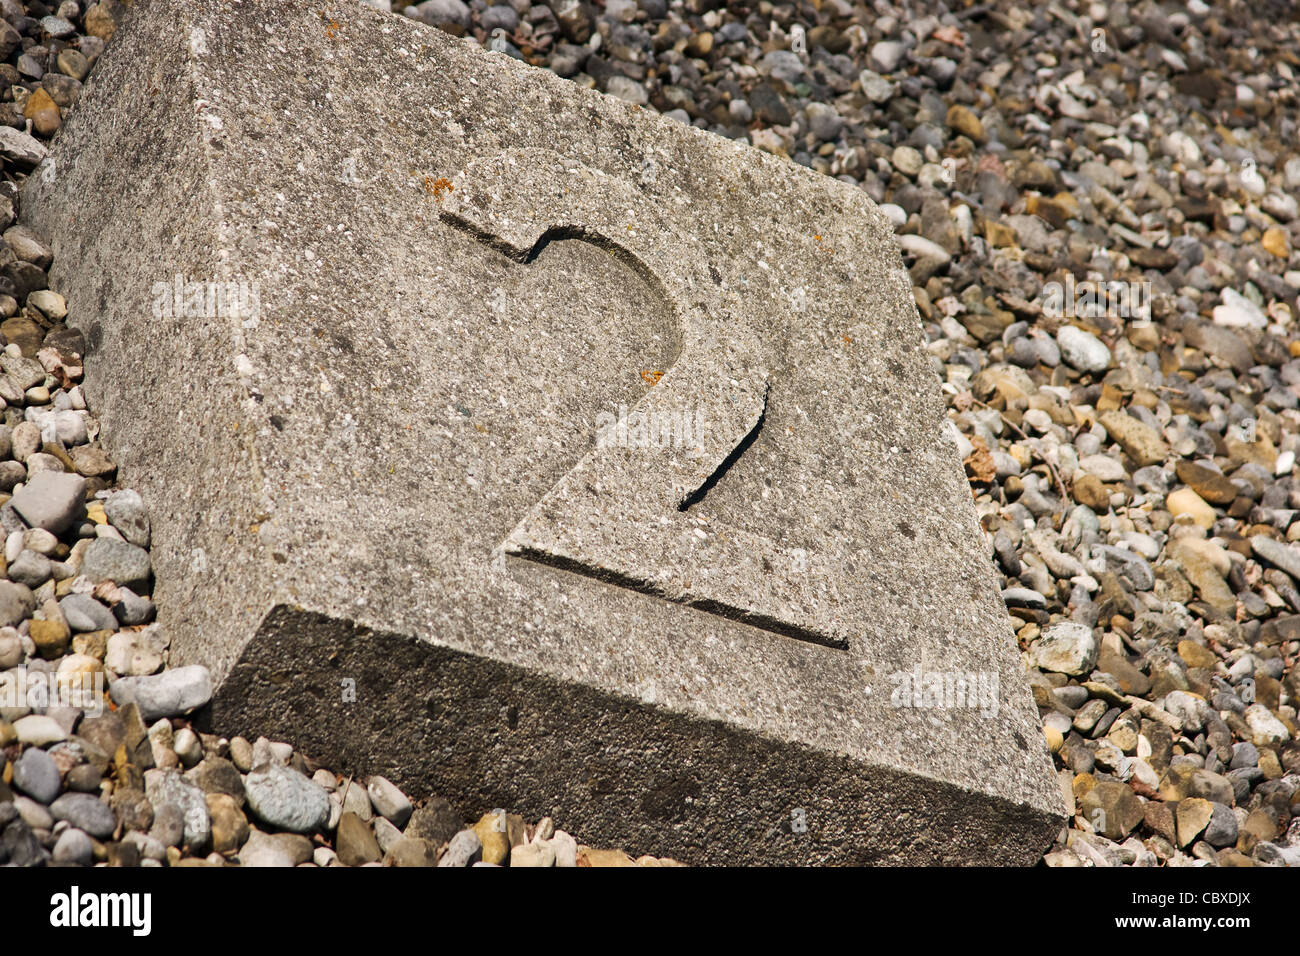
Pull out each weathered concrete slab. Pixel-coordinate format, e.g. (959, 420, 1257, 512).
(22, 0, 1065, 862)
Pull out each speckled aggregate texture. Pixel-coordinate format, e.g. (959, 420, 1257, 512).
(20, 0, 1065, 863)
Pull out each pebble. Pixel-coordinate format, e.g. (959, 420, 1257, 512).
(59, 593, 118, 632)
(104, 629, 164, 676)
(1031, 622, 1098, 676)
(238, 829, 297, 867)
(437, 829, 483, 867)
(1056, 326, 1111, 374)
(108, 665, 212, 721)
(12, 745, 60, 803)
(144, 769, 210, 849)
(243, 763, 331, 834)
(52, 827, 94, 865)
(9, 471, 85, 534)
(104, 489, 149, 547)
(510, 840, 556, 867)
(366, 775, 412, 828)
(49, 792, 116, 839)
(80, 537, 151, 591)
(13, 714, 66, 746)
(335, 812, 381, 866)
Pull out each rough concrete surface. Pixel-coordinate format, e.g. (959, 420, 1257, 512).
(21, 0, 1065, 863)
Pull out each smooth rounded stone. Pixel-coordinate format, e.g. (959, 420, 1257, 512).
(436, 828, 482, 867)
(366, 775, 412, 828)
(13, 794, 55, 830)
(251, 737, 293, 767)
(108, 665, 212, 721)
(1002, 586, 1047, 609)
(891, 145, 923, 178)
(104, 630, 163, 676)
(13, 745, 60, 803)
(56, 47, 89, 81)
(22, 528, 59, 557)
(472, 811, 511, 865)
(80, 538, 151, 591)
(13, 713, 67, 746)
(338, 779, 372, 821)
(58, 593, 118, 633)
(2, 227, 53, 270)
(243, 763, 330, 834)
(69, 446, 115, 479)
(1031, 622, 1099, 676)
(7, 549, 52, 588)
(373, 816, 402, 855)
(1056, 325, 1112, 374)
(8, 470, 85, 534)
(237, 829, 297, 867)
(411, 0, 471, 30)
(143, 768, 210, 849)
(103, 489, 149, 548)
(110, 587, 155, 626)
(49, 792, 115, 839)
(0, 581, 36, 628)
(172, 727, 202, 767)
(228, 736, 253, 772)
(54, 411, 88, 447)
(1249, 535, 1300, 581)
(509, 839, 556, 867)
(335, 811, 382, 866)
(40, 15, 76, 39)
(51, 826, 93, 864)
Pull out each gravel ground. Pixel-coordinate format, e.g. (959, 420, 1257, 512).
(2, 0, 1299, 866)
